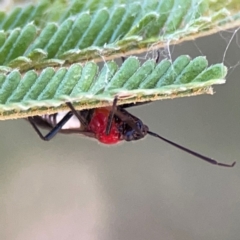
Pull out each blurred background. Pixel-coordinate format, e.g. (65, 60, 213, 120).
(1, 2, 240, 240)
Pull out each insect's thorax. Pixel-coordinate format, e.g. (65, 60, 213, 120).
(88, 108, 121, 144)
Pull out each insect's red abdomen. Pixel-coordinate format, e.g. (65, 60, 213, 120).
(88, 108, 120, 144)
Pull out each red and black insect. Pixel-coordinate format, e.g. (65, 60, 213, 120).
(28, 97, 236, 168)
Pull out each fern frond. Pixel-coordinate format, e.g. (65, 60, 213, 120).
(0, 0, 238, 120)
(0, 0, 238, 71)
(0, 56, 227, 119)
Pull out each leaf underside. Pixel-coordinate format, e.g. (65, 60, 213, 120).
(0, 55, 227, 120)
(0, 0, 238, 119)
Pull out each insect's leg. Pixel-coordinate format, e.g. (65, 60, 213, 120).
(105, 97, 149, 136)
(105, 96, 118, 135)
(28, 112, 73, 141)
(155, 50, 160, 63)
(66, 102, 87, 127)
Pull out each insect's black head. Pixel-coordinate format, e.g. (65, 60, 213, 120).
(118, 119, 149, 141)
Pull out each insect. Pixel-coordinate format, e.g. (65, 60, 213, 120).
(28, 97, 236, 168)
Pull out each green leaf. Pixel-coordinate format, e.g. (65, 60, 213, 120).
(0, 56, 227, 119)
(0, 0, 238, 70)
(0, 0, 238, 120)
(0, 1, 49, 30)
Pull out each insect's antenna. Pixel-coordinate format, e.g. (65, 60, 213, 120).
(147, 131, 236, 167)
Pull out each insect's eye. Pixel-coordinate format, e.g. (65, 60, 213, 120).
(135, 121, 149, 134)
(122, 125, 148, 141)
(136, 121, 142, 129)
(125, 131, 134, 141)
